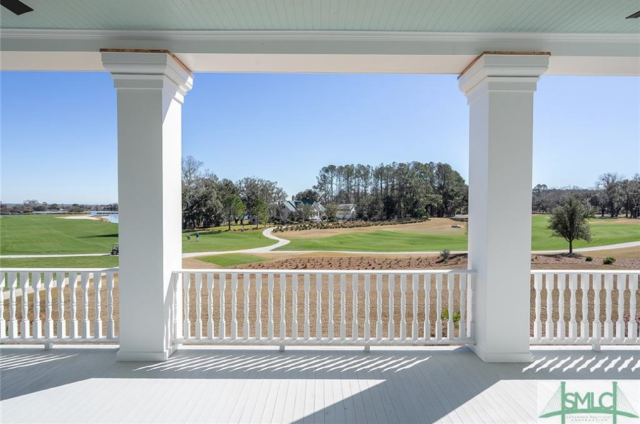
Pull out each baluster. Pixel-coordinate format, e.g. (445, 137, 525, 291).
(255, 274, 262, 340)
(195, 273, 203, 339)
(376, 274, 382, 341)
(106, 272, 115, 339)
(364, 274, 371, 343)
(547, 274, 566, 340)
(616, 274, 626, 340)
(424, 274, 431, 341)
(411, 274, 418, 341)
(568, 274, 578, 341)
(447, 274, 454, 340)
(604, 274, 614, 341)
(628, 275, 638, 340)
(292, 274, 298, 340)
(424, 274, 431, 340)
(81, 272, 90, 339)
(328, 274, 335, 341)
(545, 273, 555, 340)
(435, 274, 442, 341)
(79, 272, 91, 339)
(183, 272, 191, 340)
(93, 271, 103, 339)
(8, 272, 17, 338)
(20, 272, 30, 339)
(533, 274, 542, 340)
(231, 273, 238, 340)
(316, 274, 322, 341)
(280, 274, 286, 342)
(0, 272, 5, 338)
(340, 274, 346, 341)
(593, 274, 602, 343)
(459, 274, 467, 340)
(304, 274, 310, 341)
(57, 272, 67, 338)
(32, 272, 42, 339)
(388, 274, 395, 341)
(267, 274, 274, 340)
(400, 274, 407, 341)
(468, 274, 475, 339)
(69, 272, 81, 338)
(219, 273, 226, 339)
(580, 273, 589, 341)
(243, 273, 250, 340)
(44, 273, 54, 339)
(207, 273, 214, 339)
(352, 274, 359, 342)
(173, 273, 181, 340)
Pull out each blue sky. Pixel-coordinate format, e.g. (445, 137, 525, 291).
(1, 72, 638, 204)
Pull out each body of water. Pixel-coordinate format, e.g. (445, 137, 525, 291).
(90, 211, 119, 224)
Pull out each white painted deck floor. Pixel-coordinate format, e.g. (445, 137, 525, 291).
(1, 345, 639, 423)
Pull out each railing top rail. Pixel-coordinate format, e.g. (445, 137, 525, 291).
(0, 268, 119, 272)
(175, 268, 475, 275)
(531, 269, 640, 275)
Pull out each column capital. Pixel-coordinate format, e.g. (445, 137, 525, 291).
(458, 52, 550, 101)
(101, 50, 193, 102)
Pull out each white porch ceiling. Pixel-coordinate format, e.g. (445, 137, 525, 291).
(1, 0, 639, 33)
(1, 1, 639, 75)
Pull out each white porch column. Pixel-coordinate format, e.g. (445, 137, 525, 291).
(459, 53, 549, 362)
(102, 51, 193, 361)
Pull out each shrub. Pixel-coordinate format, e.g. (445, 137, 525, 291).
(585, 256, 593, 262)
(441, 309, 461, 327)
(440, 249, 451, 262)
(603, 257, 616, 265)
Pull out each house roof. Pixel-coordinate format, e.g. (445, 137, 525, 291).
(281, 201, 297, 212)
(337, 204, 356, 211)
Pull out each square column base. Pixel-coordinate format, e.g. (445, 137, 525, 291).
(470, 345, 533, 363)
(116, 345, 177, 362)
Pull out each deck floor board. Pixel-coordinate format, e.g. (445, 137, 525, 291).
(2, 346, 639, 423)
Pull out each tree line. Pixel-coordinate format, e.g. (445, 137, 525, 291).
(181, 156, 287, 230)
(533, 173, 640, 219)
(307, 162, 468, 220)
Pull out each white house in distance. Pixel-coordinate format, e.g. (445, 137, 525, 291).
(336, 203, 357, 220)
(274, 199, 326, 222)
(1, 2, 639, 423)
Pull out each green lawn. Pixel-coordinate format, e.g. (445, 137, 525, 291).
(277, 215, 640, 252)
(0, 215, 276, 255)
(181, 230, 275, 253)
(0, 256, 119, 269)
(278, 230, 468, 252)
(196, 253, 268, 268)
(0, 215, 118, 255)
(1, 215, 638, 268)
(531, 215, 640, 250)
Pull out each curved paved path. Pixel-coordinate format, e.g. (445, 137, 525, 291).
(1, 228, 638, 259)
(182, 227, 290, 258)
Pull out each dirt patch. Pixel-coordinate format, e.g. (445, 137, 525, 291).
(237, 254, 467, 270)
(280, 218, 464, 239)
(580, 246, 640, 260)
(183, 258, 220, 269)
(58, 215, 99, 220)
(591, 217, 640, 225)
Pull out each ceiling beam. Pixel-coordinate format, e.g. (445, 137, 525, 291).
(1, 29, 639, 75)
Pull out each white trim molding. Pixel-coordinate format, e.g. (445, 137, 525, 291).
(1, 29, 639, 75)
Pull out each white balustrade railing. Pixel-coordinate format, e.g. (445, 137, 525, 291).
(172, 270, 476, 346)
(0, 268, 118, 345)
(531, 270, 639, 346)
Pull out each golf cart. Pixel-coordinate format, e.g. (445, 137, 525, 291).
(111, 244, 119, 256)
